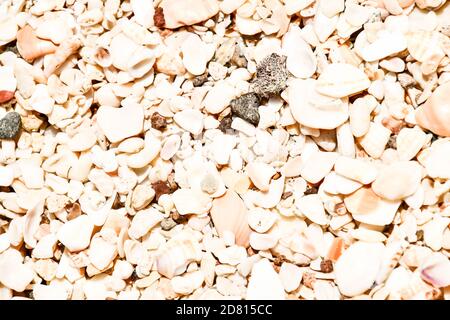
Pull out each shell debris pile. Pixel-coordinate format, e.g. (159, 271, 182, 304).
(0, 0, 450, 300)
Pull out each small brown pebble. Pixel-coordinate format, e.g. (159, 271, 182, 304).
(302, 272, 316, 289)
(151, 112, 167, 130)
(281, 191, 293, 200)
(320, 259, 334, 273)
(167, 173, 178, 192)
(152, 180, 171, 202)
(153, 7, 165, 28)
(230, 44, 247, 68)
(0, 90, 14, 104)
(218, 115, 232, 132)
(170, 211, 187, 224)
(304, 186, 318, 195)
(161, 217, 177, 231)
(273, 255, 286, 266)
(192, 73, 208, 87)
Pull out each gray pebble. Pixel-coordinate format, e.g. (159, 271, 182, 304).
(230, 93, 260, 126)
(252, 53, 289, 98)
(161, 217, 177, 231)
(0, 112, 21, 139)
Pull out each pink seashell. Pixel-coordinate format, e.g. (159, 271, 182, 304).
(0, 90, 14, 104)
(416, 82, 450, 137)
(16, 25, 58, 62)
(421, 256, 450, 288)
(210, 190, 251, 247)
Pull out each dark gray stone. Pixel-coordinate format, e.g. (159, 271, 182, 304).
(252, 53, 289, 98)
(0, 112, 21, 139)
(230, 93, 260, 126)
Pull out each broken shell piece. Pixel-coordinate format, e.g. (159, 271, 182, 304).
(316, 63, 371, 98)
(44, 37, 82, 77)
(23, 200, 45, 248)
(156, 238, 202, 279)
(248, 207, 277, 233)
(97, 105, 144, 143)
(173, 109, 204, 135)
(415, 82, 450, 137)
(171, 270, 205, 295)
(172, 188, 212, 215)
(160, 0, 220, 29)
(210, 190, 251, 247)
(0, 249, 35, 292)
(296, 194, 329, 226)
(335, 241, 384, 297)
(16, 25, 58, 62)
(181, 33, 215, 76)
(289, 79, 349, 130)
(252, 176, 285, 209)
(418, 140, 450, 179)
(128, 208, 164, 239)
(282, 26, 317, 79)
(57, 215, 94, 252)
(358, 122, 391, 159)
(88, 236, 118, 271)
(371, 161, 423, 200)
(334, 156, 378, 184)
(322, 172, 362, 195)
(344, 187, 401, 226)
(279, 262, 303, 293)
(246, 258, 285, 300)
(246, 162, 276, 192)
(396, 127, 428, 161)
(420, 254, 450, 288)
(249, 232, 279, 251)
(300, 151, 338, 184)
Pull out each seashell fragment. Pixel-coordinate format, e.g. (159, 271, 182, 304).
(0, 249, 35, 292)
(159, 0, 219, 29)
(97, 105, 144, 143)
(296, 194, 329, 225)
(358, 122, 391, 159)
(344, 187, 401, 226)
(282, 26, 317, 79)
(156, 238, 202, 279)
(247, 207, 277, 233)
(246, 258, 285, 300)
(415, 82, 450, 137)
(16, 25, 58, 62)
(418, 140, 450, 179)
(210, 190, 251, 247)
(315, 63, 370, 98)
(420, 254, 450, 288)
(300, 151, 338, 184)
(372, 161, 423, 200)
(57, 215, 94, 252)
(246, 162, 276, 192)
(396, 127, 428, 161)
(181, 33, 215, 76)
(334, 156, 378, 185)
(172, 188, 212, 215)
(335, 241, 384, 297)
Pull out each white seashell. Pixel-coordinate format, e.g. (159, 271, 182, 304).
(296, 194, 329, 225)
(246, 162, 276, 192)
(97, 104, 144, 143)
(281, 156, 302, 178)
(160, 0, 220, 29)
(128, 208, 164, 239)
(300, 151, 338, 184)
(29, 84, 54, 115)
(334, 156, 378, 185)
(282, 26, 317, 79)
(313, 10, 338, 43)
(172, 188, 212, 216)
(335, 241, 384, 297)
(418, 139, 450, 179)
(0, 166, 14, 187)
(127, 132, 161, 169)
(203, 80, 235, 114)
(127, 46, 155, 79)
(249, 232, 279, 251)
(372, 161, 423, 200)
(246, 258, 285, 300)
(171, 271, 205, 295)
(23, 200, 44, 249)
(210, 190, 251, 247)
(356, 30, 407, 62)
(316, 63, 371, 98)
(87, 235, 117, 271)
(0, 16, 18, 47)
(396, 127, 428, 161)
(109, 33, 139, 71)
(279, 262, 303, 292)
(247, 207, 277, 233)
(288, 79, 349, 130)
(57, 215, 94, 252)
(423, 216, 450, 251)
(420, 254, 450, 288)
(321, 172, 362, 195)
(348, 96, 376, 138)
(173, 109, 204, 135)
(358, 122, 392, 159)
(319, 0, 345, 18)
(181, 33, 215, 76)
(252, 176, 285, 209)
(344, 186, 401, 226)
(235, 15, 262, 35)
(336, 123, 355, 158)
(0, 249, 35, 292)
(0, 66, 17, 93)
(118, 137, 145, 154)
(131, 0, 155, 28)
(33, 284, 70, 300)
(161, 135, 181, 160)
(415, 82, 450, 137)
(35, 17, 73, 45)
(210, 133, 236, 165)
(156, 238, 203, 279)
(407, 31, 444, 63)
(18, 159, 44, 189)
(69, 129, 97, 152)
(94, 83, 120, 107)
